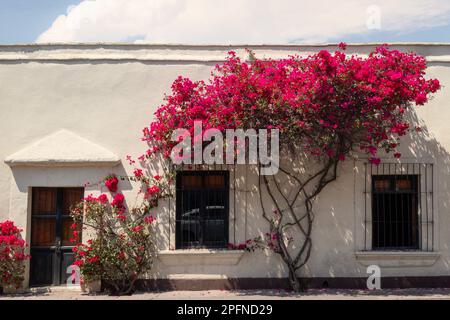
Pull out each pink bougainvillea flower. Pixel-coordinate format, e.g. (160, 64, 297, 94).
(116, 214, 127, 221)
(338, 42, 347, 50)
(415, 93, 428, 105)
(111, 193, 125, 208)
(88, 256, 99, 264)
(144, 216, 155, 224)
(369, 157, 381, 166)
(147, 186, 160, 195)
(97, 194, 108, 204)
(83, 194, 108, 204)
(72, 260, 84, 267)
(126, 155, 135, 165)
(105, 176, 119, 193)
(133, 168, 143, 178)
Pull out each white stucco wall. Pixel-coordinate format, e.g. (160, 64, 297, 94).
(1, 44, 450, 286)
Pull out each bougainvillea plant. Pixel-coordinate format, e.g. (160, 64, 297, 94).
(134, 44, 440, 291)
(70, 174, 168, 295)
(0, 220, 30, 290)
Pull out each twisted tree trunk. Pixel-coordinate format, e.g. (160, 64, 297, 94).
(258, 158, 339, 292)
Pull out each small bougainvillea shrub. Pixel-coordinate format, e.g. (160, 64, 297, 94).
(70, 194, 158, 295)
(0, 220, 30, 290)
(70, 176, 167, 295)
(71, 168, 170, 295)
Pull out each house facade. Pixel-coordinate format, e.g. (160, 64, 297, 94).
(1, 43, 450, 289)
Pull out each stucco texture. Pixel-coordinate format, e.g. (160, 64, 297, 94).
(1, 44, 450, 287)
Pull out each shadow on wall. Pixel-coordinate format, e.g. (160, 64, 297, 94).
(234, 109, 450, 283)
(135, 154, 172, 254)
(315, 110, 450, 280)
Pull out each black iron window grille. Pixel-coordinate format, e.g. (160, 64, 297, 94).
(176, 171, 229, 249)
(364, 163, 434, 251)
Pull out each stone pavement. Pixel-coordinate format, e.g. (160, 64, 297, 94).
(2, 288, 450, 300)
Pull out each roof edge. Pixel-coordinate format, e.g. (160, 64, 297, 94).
(1, 42, 450, 48)
(1, 43, 450, 63)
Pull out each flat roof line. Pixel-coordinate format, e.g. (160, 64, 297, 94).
(1, 42, 450, 49)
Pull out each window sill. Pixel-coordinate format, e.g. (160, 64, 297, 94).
(158, 249, 245, 266)
(355, 251, 441, 267)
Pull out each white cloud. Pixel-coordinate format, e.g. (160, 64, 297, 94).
(36, 0, 450, 43)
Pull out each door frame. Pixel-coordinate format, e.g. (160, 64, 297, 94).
(29, 187, 83, 287)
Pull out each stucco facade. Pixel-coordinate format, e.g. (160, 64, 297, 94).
(1, 44, 450, 289)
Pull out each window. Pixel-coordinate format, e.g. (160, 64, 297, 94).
(372, 175, 419, 249)
(176, 171, 229, 249)
(363, 162, 435, 251)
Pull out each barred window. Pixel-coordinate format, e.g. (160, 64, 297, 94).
(372, 175, 419, 249)
(364, 163, 434, 251)
(176, 171, 229, 249)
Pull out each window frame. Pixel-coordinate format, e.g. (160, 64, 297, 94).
(371, 174, 420, 250)
(175, 170, 230, 249)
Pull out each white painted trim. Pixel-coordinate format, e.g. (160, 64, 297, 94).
(355, 251, 441, 267)
(29, 285, 82, 293)
(354, 157, 436, 164)
(5, 160, 121, 167)
(0, 43, 450, 63)
(158, 249, 245, 266)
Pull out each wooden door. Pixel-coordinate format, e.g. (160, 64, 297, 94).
(29, 187, 83, 286)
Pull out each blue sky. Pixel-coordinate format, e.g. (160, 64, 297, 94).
(0, 0, 82, 44)
(1, 0, 450, 44)
(339, 26, 450, 44)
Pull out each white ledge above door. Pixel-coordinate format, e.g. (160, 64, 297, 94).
(4, 129, 120, 167)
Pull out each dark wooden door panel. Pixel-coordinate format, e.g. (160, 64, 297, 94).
(62, 188, 85, 215)
(29, 250, 54, 286)
(32, 188, 57, 215)
(31, 217, 56, 246)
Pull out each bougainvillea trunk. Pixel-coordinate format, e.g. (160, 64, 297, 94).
(257, 157, 339, 291)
